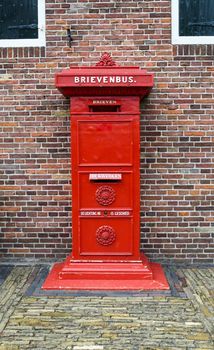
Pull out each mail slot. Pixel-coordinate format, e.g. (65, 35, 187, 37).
(43, 52, 169, 290)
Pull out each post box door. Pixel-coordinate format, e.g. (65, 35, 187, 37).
(72, 114, 140, 260)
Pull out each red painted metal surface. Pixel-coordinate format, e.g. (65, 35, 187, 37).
(42, 53, 169, 290)
(43, 259, 169, 290)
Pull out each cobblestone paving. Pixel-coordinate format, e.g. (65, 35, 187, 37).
(0, 265, 213, 350)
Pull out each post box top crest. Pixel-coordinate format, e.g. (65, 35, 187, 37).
(55, 52, 153, 98)
(95, 52, 117, 67)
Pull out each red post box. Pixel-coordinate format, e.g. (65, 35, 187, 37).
(43, 53, 169, 290)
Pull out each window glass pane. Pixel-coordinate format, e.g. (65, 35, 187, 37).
(0, 0, 38, 39)
(179, 0, 214, 36)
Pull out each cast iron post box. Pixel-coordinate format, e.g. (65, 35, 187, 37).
(43, 53, 169, 290)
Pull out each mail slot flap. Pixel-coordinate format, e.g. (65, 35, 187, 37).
(69, 97, 140, 113)
(89, 173, 122, 181)
(88, 99, 121, 112)
(88, 99, 121, 106)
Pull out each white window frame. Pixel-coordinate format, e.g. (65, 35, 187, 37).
(172, 0, 214, 44)
(0, 0, 46, 47)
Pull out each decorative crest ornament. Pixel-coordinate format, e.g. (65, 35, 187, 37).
(95, 52, 117, 67)
(95, 186, 116, 206)
(96, 226, 116, 246)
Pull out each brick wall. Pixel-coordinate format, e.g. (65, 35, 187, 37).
(0, 0, 213, 263)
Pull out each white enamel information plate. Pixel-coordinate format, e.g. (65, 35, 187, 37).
(89, 173, 122, 180)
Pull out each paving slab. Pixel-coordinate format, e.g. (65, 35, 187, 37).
(0, 264, 213, 350)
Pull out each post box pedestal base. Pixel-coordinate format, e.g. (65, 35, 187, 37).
(42, 254, 169, 290)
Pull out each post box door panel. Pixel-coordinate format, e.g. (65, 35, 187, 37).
(79, 218, 133, 256)
(79, 172, 133, 208)
(77, 119, 133, 165)
(71, 114, 140, 260)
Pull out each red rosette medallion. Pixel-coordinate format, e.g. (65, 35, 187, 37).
(95, 186, 116, 206)
(96, 226, 116, 246)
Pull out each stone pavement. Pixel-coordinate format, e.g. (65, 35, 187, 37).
(0, 264, 213, 350)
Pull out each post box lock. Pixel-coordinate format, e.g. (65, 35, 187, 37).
(95, 186, 116, 206)
(96, 225, 116, 246)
